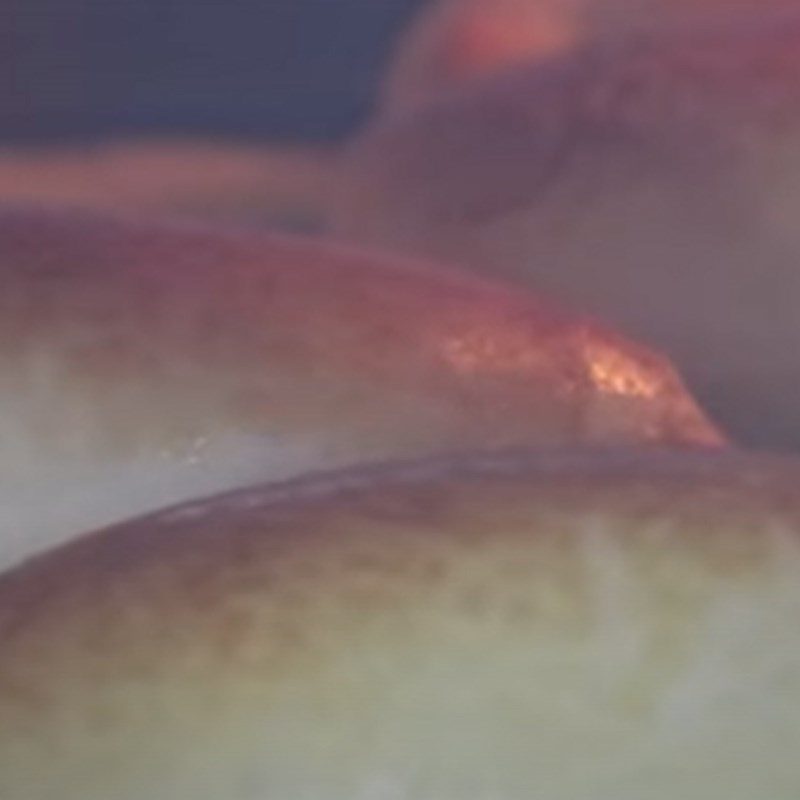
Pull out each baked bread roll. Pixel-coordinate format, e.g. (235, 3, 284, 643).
(338, 9, 800, 448)
(0, 206, 720, 569)
(379, 0, 792, 112)
(1, 448, 798, 799)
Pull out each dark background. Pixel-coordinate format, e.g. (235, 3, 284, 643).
(2, 0, 426, 144)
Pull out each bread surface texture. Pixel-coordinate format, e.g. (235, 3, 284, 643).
(1, 449, 798, 799)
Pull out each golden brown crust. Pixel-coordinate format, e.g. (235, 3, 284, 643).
(0, 204, 721, 454)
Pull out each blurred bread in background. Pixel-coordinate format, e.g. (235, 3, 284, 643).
(0, 140, 333, 233)
(379, 0, 796, 113)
